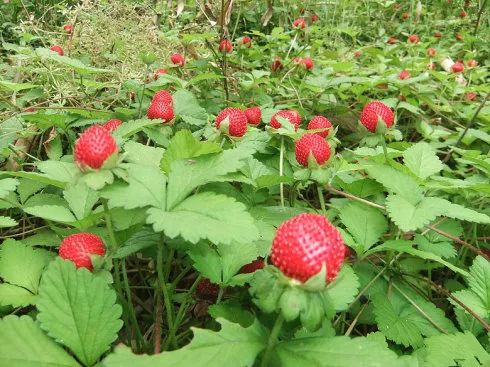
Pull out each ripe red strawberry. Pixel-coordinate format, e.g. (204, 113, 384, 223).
(270, 110, 301, 130)
(102, 119, 122, 133)
(465, 92, 477, 101)
(197, 278, 220, 299)
(455, 33, 463, 41)
(240, 258, 265, 274)
(63, 24, 73, 34)
(311, 14, 319, 23)
(170, 53, 185, 66)
(359, 101, 395, 132)
(147, 100, 175, 121)
(152, 90, 173, 105)
(408, 34, 419, 43)
(271, 213, 346, 283)
(219, 39, 233, 53)
(301, 57, 314, 70)
(307, 116, 332, 138)
(427, 48, 437, 57)
(295, 134, 331, 167)
(467, 59, 478, 68)
(402, 12, 409, 20)
(427, 62, 436, 70)
(153, 68, 167, 80)
(244, 106, 262, 125)
(399, 70, 410, 80)
(354, 51, 361, 58)
(240, 36, 252, 48)
(50, 45, 64, 56)
(387, 37, 397, 44)
(59, 233, 106, 271)
(271, 57, 283, 71)
(434, 32, 443, 38)
(293, 18, 306, 29)
(460, 10, 467, 17)
(452, 62, 464, 73)
(215, 107, 248, 137)
(74, 125, 118, 170)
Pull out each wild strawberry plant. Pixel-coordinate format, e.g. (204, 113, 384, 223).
(0, 1, 489, 366)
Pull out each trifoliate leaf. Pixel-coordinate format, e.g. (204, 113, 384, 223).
(339, 201, 388, 253)
(37, 258, 123, 367)
(403, 142, 443, 180)
(0, 315, 80, 367)
(423, 332, 490, 367)
(386, 195, 442, 231)
(63, 181, 99, 220)
(101, 319, 267, 367)
(0, 239, 54, 292)
(147, 192, 259, 245)
(101, 163, 166, 210)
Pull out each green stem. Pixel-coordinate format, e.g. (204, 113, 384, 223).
(137, 65, 149, 118)
(103, 201, 118, 252)
(379, 135, 390, 165)
(317, 184, 327, 214)
(279, 136, 285, 207)
(122, 259, 145, 351)
(260, 314, 285, 367)
(157, 240, 174, 350)
(113, 259, 131, 346)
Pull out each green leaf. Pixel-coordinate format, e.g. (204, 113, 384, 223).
(275, 335, 410, 367)
(112, 119, 162, 140)
(386, 195, 443, 231)
(0, 216, 18, 228)
(36, 48, 111, 75)
(63, 182, 99, 220)
(0, 239, 54, 292)
(114, 228, 160, 259)
(161, 129, 221, 173)
(37, 160, 80, 184)
(339, 202, 388, 253)
(147, 192, 259, 245)
(435, 199, 490, 224)
(173, 89, 208, 126)
(0, 315, 80, 367)
(102, 319, 267, 367)
(166, 146, 252, 210)
(0, 80, 39, 92)
(101, 164, 166, 210)
(17, 178, 47, 203)
(124, 141, 165, 167)
(37, 258, 123, 367)
(0, 117, 24, 150)
(323, 265, 360, 311)
(23, 205, 76, 223)
(0, 178, 19, 198)
(0, 283, 37, 307)
(424, 332, 490, 367)
(362, 162, 424, 203)
(403, 142, 443, 180)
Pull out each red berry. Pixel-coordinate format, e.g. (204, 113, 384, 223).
(465, 92, 477, 101)
(293, 18, 306, 29)
(387, 37, 397, 44)
(215, 107, 248, 137)
(466, 59, 478, 68)
(74, 125, 117, 170)
(427, 62, 436, 70)
(102, 119, 122, 133)
(455, 33, 463, 41)
(152, 90, 173, 105)
(359, 101, 395, 132)
(170, 53, 185, 66)
(408, 34, 419, 43)
(147, 100, 175, 122)
(434, 32, 443, 38)
(311, 14, 319, 23)
(59, 233, 106, 271)
(427, 48, 437, 57)
(50, 45, 64, 56)
(153, 68, 167, 80)
(295, 134, 331, 167)
(244, 106, 262, 125)
(240, 258, 265, 274)
(399, 70, 410, 80)
(219, 39, 233, 53)
(307, 116, 332, 138)
(271, 58, 283, 71)
(402, 12, 409, 20)
(240, 36, 252, 47)
(354, 51, 362, 58)
(301, 57, 314, 70)
(63, 24, 73, 34)
(460, 10, 467, 17)
(452, 62, 464, 73)
(197, 278, 220, 299)
(271, 213, 346, 283)
(270, 110, 301, 130)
